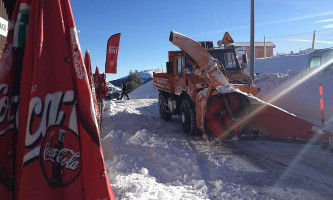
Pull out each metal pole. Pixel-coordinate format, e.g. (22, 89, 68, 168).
(250, 0, 255, 79)
(264, 36, 266, 58)
(312, 30, 316, 53)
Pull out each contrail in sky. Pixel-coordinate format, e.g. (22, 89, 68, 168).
(313, 18, 333, 23)
(323, 24, 333, 28)
(289, 39, 333, 44)
(206, 11, 333, 35)
(259, 12, 333, 26)
(214, 13, 218, 28)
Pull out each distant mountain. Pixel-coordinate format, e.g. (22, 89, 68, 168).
(109, 69, 154, 87)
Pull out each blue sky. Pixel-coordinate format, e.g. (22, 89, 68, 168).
(70, 0, 333, 81)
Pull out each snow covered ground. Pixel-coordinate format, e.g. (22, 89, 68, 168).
(100, 54, 333, 199)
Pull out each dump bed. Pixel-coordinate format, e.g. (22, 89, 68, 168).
(153, 72, 175, 93)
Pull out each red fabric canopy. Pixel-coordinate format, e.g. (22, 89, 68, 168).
(84, 50, 100, 120)
(94, 67, 108, 101)
(0, 0, 24, 199)
(0, 0, 115, 199)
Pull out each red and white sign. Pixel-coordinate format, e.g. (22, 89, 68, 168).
(105, 33, 121, 74)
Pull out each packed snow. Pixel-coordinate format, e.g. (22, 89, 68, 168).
(101, 54, 333, 199)
(253, 53, 310, 75)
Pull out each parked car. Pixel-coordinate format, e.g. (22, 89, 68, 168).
(106, 86, 121, 100)
(306, 48, 333, 71)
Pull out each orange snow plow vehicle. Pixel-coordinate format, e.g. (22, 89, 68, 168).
(153, 31, 332, 144)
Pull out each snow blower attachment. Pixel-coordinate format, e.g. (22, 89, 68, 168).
(154, 31, 331, 144)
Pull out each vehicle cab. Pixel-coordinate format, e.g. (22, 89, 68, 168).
(306, 48, 333, 72)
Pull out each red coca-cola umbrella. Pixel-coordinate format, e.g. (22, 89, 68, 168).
(94, 66, 102, 101)
(100, 73, 108, 100)
(84, 50, 100, 121)
(13, 0, 115, 199)
(84, 49, 94, 89)
(0, 0, 26, 199)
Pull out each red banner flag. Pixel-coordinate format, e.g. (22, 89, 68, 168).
(13, 0, 115, 199)
(105, 33, 121, 73)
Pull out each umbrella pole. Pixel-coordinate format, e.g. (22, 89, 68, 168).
(98, 99, 105, 132)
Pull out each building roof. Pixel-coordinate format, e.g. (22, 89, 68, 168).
(232, 42, 276, 48)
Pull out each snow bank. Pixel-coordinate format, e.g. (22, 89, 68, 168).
(255, 67, 333, 129)
(129, 80, 159, 99)
(252, 53, 309, 75)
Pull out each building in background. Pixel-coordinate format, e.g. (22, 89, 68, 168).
(232, 42, 276, 58)
(0, 0, 17, 55)
(217, 40, 276, 59)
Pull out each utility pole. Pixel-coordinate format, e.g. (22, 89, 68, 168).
(312, 30, 316, 52)
(250, 0, 255, 79)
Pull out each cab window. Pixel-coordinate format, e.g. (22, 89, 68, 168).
(177, 57, 183, 74)
(309, 56, 321, 69)
(208, 49, 239, 70)
(185, 55, 194, 73)
(223, 52, 238, 70)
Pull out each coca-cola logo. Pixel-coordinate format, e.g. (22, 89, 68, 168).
(43, 143, 80, 171)
(40, 125, 81, 187)
(0, 83, 19, 136)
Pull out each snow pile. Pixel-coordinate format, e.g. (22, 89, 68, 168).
(252, 53, 309, 75)
(102, 99, 333, 200)
(254, 67, 333, 129)
(129, 80, 158, 99)
(101, 100, 211, 199)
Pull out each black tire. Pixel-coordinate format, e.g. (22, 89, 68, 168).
(159, 94, 172, 121)
(180, 99, 197, 135)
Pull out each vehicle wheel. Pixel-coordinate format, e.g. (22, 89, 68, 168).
(159, 94, 172, 121)
(180, 99, 197, 135)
